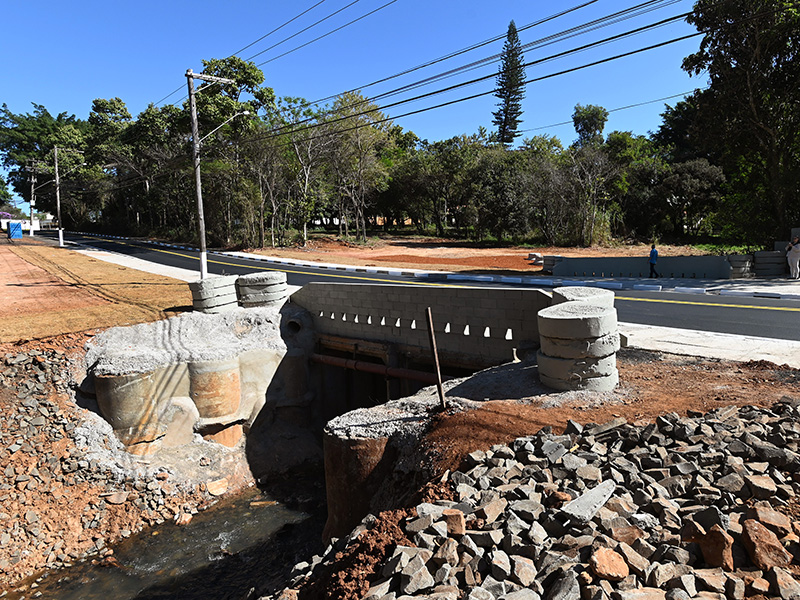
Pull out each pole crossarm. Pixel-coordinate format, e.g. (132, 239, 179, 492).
(185, 69, 236, 85)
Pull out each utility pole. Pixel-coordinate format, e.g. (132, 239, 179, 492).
(54, 147, 62, 247)
(52, 147, 84, 248)
(186, 68, 237, 279)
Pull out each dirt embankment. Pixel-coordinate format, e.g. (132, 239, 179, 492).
(246, 236, 712, 274)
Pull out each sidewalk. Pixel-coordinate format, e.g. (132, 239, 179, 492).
(65, 242, 800, 370)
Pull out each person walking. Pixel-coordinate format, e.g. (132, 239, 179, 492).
(648, 243, 659, 278)
(786, 236, 800, 279)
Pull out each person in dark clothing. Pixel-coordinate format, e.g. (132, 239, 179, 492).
(648, 244, 659, 278)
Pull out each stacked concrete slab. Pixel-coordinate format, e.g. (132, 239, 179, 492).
(537, 287, 619, 392)
(753, 250, 786, 277)
(236, 271, 289, 307)
(189, 275, 238, 313)
(542, 255, 564, 274)
(728, 254, 753, 278)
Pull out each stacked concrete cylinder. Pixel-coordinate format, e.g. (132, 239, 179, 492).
(536, 287, 619, 392)
(236, 271, 289, 307)
(189, 275, 238, 313)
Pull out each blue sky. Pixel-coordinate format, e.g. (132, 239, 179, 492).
(2, 0, 706, 205)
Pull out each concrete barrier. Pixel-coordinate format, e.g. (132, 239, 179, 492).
(290, 283, 552, 368)
(553, 255, 733, 279)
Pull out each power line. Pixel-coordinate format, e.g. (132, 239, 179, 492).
(248, 30, 704, 146)
(231, 0, 329, 57)
(518, 88, 709, 133)
(244, 0, 364, 62)
(153, 0, 336, 107)
(252, 0, 401, 66)
(256, 0, 686, 141)
(246, 8, 694, 142)
(304, 0, 672, 108)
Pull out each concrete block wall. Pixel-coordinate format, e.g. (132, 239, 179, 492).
(552, 255, 733, 279)
(290, 283, 552, 365)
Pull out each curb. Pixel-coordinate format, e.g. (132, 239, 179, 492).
(64, 231, 800, 300)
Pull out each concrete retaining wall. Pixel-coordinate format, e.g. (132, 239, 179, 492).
(290, 283, 552, 367)
(553, 255, 733, 279)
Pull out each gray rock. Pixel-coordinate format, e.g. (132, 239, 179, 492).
(560, 480, 616, 524)
(767, 566, 800, 600)
(544, 571, 580, 600)
(468, 588, 495, 600)
(399, 555, 434, 594)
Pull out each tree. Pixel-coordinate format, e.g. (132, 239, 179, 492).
(572, 104, 608, 147)
(682, 0, 800, 239)
(492, 21, 526, 146)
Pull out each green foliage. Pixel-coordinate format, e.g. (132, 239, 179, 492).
(572, 104, 608, 147)
(681, 0, 800, 239)
(492, 21, 526, 146)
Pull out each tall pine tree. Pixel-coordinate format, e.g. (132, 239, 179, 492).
(492, 21, 526, 146)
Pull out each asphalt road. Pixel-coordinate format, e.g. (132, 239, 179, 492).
(45, 232, 800, 343)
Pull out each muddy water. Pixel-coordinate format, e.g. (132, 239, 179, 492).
(10, 487, 322, 600)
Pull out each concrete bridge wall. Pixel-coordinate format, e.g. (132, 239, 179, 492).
(290, 283, 552, 367)
(552, 255, 733, 279)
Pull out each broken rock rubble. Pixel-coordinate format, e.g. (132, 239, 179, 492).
(272, 398, 800, 600)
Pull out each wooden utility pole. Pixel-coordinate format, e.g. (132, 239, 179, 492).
(186, 68, 236, 279)
(54, 147, 63, 247)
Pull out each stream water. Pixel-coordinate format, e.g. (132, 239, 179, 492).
(8, 486, 323, 600)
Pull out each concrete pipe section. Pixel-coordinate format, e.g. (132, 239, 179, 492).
(84, 303, 314, 455)
(236, 271, 289, 308)
(189, 274, 238, 313)
(537, 293, 619, 393)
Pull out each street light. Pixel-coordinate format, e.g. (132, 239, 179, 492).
(186, 68, 249, 279)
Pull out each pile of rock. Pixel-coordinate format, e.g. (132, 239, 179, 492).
(236, 271, 289, 307)
(275, 400, 800, 600)
(0, 349, 208, 582)
(537, 289, 619, 392)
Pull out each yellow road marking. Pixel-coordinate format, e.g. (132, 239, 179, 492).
(616, 295, 800, 312)
(74, 236, 800, 304)
(80, 236, 463, 288)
